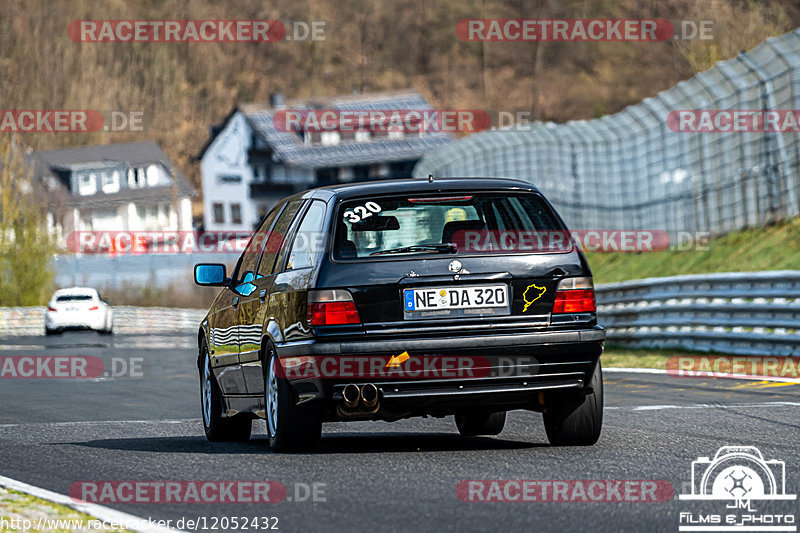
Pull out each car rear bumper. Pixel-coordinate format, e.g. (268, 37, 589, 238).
(274, 326, 604, 421)
(276, 326, 604, 356)
(45, 312, 106, 330)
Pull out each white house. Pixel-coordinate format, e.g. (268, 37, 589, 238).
(33, 141, 196, 245)
(198, 90, 453, 231)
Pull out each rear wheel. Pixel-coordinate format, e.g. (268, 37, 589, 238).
(99, 312, 113, 335)
(455, 411, 506, 436)
(45, 328, 60, 336)
(264, 343, 321, 452)
(543, 362, 603, 446)
(200, 340, 251, 442)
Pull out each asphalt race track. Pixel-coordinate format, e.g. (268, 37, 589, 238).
(1, 331, 798, 532)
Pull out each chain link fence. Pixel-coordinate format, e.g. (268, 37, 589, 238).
(414, 29, 800, 242)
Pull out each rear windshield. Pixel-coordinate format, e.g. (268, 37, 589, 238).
(333, 193, 565, 260)
(56, 295, 94, 302)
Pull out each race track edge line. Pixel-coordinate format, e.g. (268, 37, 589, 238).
(0, 474, 185, 533)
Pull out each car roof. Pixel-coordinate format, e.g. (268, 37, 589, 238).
(308, 177, 540, 201)
(53, 287, 98, 297)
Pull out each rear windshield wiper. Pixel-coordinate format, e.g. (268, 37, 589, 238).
(370, 243, 457, 256)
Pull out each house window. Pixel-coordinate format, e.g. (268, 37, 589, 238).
(78, 173, 97, 196)
(272, 166, 290, 183)
(338, 167, 354, 182)
(212, 203, 225, 224)
(146, 164, 160, 187)
(353, 165, 370, 182)
(101, 171, 120, 194)
(158, 204, 170, 225)
(320, 131, 340, 146)
(230, 203, 242, 225)
(128, 167, 145, 188)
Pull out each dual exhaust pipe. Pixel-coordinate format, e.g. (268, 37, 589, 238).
(342, 383, 379, 411)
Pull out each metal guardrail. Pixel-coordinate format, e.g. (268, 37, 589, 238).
(0, 307, 207, 336)
(596, 271, 800, 356)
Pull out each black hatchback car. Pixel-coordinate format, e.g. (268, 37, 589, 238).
(194, 178, 604, 451)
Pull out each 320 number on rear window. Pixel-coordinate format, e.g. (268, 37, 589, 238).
(343, 201, 381, 223)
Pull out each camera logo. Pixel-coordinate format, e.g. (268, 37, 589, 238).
(680, 446, 794, 501)
(678, 446, 796, 533)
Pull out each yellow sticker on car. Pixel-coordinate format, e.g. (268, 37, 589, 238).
(523, 284, 546, 312)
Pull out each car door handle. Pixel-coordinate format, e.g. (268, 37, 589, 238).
(259, 289, 267, 302)
(233, 296, 239, 310)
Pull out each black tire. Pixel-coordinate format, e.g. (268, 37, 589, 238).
(199, 340, 252, 442)
(99, 313, 113, 335)
(45, 328, 56, 336)
(543, 361, 603, 446)
(264, 342, 321, 452)
(455, 411, 506, 436)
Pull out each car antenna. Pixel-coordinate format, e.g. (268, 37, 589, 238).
(428, 174, 434, 183)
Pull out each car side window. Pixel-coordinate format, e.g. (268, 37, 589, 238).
(234, 205, 281, 285)
(257, 200, 303, 276)
(285, 201, 326, 271)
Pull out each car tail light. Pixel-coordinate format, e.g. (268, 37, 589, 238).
(552, 277, 596, 314)
(47, 306, 57, 312)
(89, 306, 99, 311)
(307, 289, 361, 326)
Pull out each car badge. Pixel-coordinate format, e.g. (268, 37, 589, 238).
(448, 260, 463, 273)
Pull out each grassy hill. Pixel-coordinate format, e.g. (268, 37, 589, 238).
(585, 218, 800, 284)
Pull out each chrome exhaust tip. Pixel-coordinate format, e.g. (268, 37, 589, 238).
(360, 383, 379, 409)
(343, 384, 360, 408)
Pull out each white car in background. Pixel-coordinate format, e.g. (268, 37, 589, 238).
(45, 287, 113, 335)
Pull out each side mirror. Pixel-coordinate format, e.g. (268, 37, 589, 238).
(194, 264, 227, 286)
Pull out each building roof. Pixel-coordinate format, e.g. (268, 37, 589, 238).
(199, 90, 453, 168)
(32, 141, 196, 205)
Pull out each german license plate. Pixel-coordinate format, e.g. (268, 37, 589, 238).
(403, 285, 509, 319)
